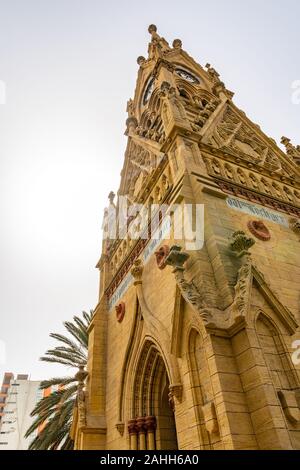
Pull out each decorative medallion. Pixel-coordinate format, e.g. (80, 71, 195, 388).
(247, 220, 271, 241)
(154, 245, 170, 270)
(115, 302, 125, 323)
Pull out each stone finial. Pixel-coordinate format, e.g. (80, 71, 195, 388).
(75, 364, 88, 384)
(281, 136, 291, 146)
(147, 24, 171, 58)
(229, 231, 255, 258)
(205, 63, 220, 82)
(281, 136, 300, 164)
(108, 191, 115, 205)
(165, 245, 190, 270)
(137, 56, 146, 66)
(131, 258, 144, 283)
(125, 116, 138, 135)
(148, 24, 158, 35)
(172, 39, 182, 50)
(126, 98, 135, 117)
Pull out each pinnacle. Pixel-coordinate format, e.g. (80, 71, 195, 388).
(148, 24, 157, 34)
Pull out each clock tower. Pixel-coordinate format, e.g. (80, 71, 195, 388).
(70, 25, 300, 450)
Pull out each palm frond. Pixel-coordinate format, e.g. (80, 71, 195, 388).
(39, 376, 77, 389)
(26, 310, 92, 449)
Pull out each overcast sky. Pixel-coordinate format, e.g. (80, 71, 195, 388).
(0, 0, 299, 381)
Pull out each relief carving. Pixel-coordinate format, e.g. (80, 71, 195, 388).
(165, 246, 215, 325)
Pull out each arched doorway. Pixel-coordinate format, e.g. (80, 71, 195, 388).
(128, 341, 178, 450)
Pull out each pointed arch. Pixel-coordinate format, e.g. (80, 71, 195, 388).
(186, 326, 220, 449)
(127, 338, 178, 450)
(255, 312, 299, 391)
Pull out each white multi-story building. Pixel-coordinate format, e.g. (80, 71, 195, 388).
(0, 373, 45, 450)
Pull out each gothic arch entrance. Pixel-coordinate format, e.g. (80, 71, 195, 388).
(128, 341, 178, 450)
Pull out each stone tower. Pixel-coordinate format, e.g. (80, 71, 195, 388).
(70, 26, 300, 450)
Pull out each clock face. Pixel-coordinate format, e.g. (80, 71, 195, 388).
(143, 77, 155, 105)
(175, 68, 199, 84)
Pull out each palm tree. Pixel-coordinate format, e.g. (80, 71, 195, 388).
(25, 310, 93, 450)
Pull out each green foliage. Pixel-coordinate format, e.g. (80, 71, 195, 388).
(25, 310, 93, 450)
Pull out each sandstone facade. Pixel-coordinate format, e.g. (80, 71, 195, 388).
(70, 26, 300, 450)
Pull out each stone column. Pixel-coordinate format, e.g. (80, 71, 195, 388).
(145, 416, 157, 450)
(137, 417, 147, 450)
(128, 419, 138, 450)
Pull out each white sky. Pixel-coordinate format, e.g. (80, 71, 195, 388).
(0, 0, 299, 381)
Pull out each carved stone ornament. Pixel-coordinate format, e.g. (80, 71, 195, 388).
(154, 245, 170, 269)
(137, 56, 146, 66)
(169, 383, 183, 405)
(247, 220, 271, 241)
(289, 217, 300, 235)
(231, 254, 253, 321)
(165, 245, 190, 270)
(130, 258, 144, 283)
(229, 231, 255, 257)
(172, 38, 182, 49)
(115, 301, 125, 323)
(202, 401, 219, 435)
(281, 136, 300, 165)
(115, 422, 125, 436)
(165, 245, 215, 325)
(75, 365, 88, 429)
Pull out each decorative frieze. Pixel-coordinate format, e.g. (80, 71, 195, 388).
(219, 180, 300, 218)
(203, 153, 299, 208)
